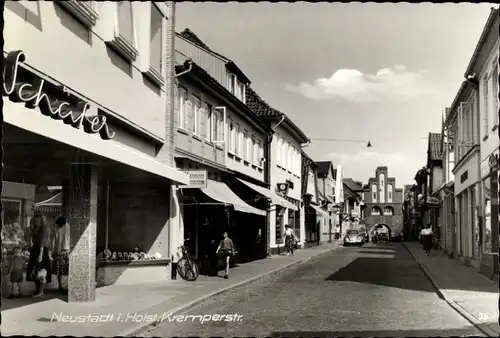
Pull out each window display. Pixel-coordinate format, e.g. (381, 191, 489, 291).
(1, 199, 26, 250)
(483, 177, 492, 253)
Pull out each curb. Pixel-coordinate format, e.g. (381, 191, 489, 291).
(124, 245, 339, 337)
(403, 243, 499, 338)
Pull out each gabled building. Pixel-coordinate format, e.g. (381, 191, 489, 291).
(246, 87, 310, 253)
(315, 161, 343, 241)
(343, 178, 364, 221)
(425, 132, 444, 246)
(364, 166, 404, 239)
(301, 152, 328, 247)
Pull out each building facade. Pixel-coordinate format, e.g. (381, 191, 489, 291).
(363, 166, 404, 238)
(315, 162, 343, 242)
(2, 1, 189, 302)
(246, 87, 309, 254)
(471, 8, 500, 280)
(301, 152, 328, 247)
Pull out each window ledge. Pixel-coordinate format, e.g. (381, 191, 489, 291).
(106, 33, 139, 62)
(193, 134, 202, 142)
(58, 1, 99, 28)
(483, 135, 489, 141)
(244, 159, 251, 165)
(215, 144, 223, 150)
(177, 127, 188, 135)
(142, 67, 164, 87)
(251, 164, 258, 169)
(491, 125, 498, 132)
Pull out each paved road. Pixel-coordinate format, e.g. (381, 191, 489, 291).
(144, 243, 484, 337)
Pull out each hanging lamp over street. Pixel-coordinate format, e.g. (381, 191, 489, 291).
(367, 141, 372, 148)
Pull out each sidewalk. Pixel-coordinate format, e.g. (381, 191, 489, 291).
(403, 242, 500, 337)
(1, 242, 339, 337)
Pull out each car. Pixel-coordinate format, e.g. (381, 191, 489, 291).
(377, 233, 390, 243)
(343, 230, 364, 246)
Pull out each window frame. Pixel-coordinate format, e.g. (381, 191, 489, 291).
(243, 130, 249, 160)
(277, 137, 282, 167)
(145, 2, 164, 86)
(235, 123, 241, 156)
(178, 86, 188, 129)
(109, 1, 139, 62)
(227, 118, 235, 154)
(192, 94, 201, 136)
(57, 1, 99, 29)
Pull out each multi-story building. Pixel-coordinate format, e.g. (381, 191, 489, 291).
(465, 7, 499, 279)
(246, 88, 310, 253)
(173, 29, 289, 264)
(444, 79, 482, 268)
(315, 162, 344, 241)
(363, 167, 404, 239)
(2, 1, 189, 301)
(437, 109, 456, 257)
(343, 179, 364, 220)
(301, 152, 328, 247)
(174, 28, 297, 259)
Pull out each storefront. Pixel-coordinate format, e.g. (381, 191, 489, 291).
(480, 153, 499, 280)
(2, 50, 189, 302)
(176, 161, 267, 272)
(304, 203, 328, 247)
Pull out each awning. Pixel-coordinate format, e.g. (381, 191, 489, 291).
(200, 180, 265, 216)
(5, 101, 190, 185)
(235, 178, 298, 211)
(35, 192, 62, 207)
(418, 196, 441, 207)
(436, 180, 454, 194)
(310, 204, 329, 217)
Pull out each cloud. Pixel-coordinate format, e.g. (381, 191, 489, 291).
(285, 65, 436, 103)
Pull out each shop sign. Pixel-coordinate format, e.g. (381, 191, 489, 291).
(488, 154, 499, 171)
(276, 182, 289, 198)
(182, 170, 207, 188)
(3, 51, 114, 140)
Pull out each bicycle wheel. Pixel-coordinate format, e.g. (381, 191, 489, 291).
(177, 257, 199, 281)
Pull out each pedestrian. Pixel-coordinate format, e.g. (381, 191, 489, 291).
(51, 216, 70, 293)
(283, 224, 297, 256)
(26, 211, 52, 298)
(420, 223, 433, 255)
(216, 231, 234, 279)
(8, 245, 26, 298)
(335, 224, 341, 241)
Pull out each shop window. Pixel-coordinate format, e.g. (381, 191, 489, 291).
(1, 199, 25, 250)
(483, 177, 492, 253)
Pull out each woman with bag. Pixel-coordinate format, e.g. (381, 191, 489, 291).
(26, 211, 52, 298)
(52, 216, 70, 293)
(216, 231, 234, 279)
(420, 223, 433, 255)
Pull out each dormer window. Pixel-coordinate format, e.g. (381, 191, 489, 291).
(227, 72, 246, 103)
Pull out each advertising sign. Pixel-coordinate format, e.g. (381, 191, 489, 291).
(182, 170, 208, 189)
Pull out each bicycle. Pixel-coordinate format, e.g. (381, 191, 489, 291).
(176, 245, 199, 281)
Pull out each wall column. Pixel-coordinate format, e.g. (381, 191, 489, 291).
(269, 207, 276, 248)
(67, 163, 98, 303)
(299, 204, 306, 247)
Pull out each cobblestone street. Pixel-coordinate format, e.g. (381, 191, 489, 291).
(144, 243, 485, 337)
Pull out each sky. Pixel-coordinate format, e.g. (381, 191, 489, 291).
(176, 2, 496, 188)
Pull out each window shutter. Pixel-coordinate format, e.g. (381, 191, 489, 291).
(200, 107, 207, 138)
(173, 87, 180, 125)
(186, 100, 193, 132)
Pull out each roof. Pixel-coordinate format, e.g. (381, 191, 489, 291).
(246, 86, 309, 143)
(315, 161, 333, 177)
(428, 132, 443, 162)
(176, 60, 271, 133)
(464, 7, 499, 77)
(177, 29, 251, 84)
(301, 150, 316, 167)
(343, 178, 363, 192)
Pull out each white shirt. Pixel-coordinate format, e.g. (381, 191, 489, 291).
(420, 228, 433, 236)
(53, 224, 70, 252)
(284, 228, 294, 236)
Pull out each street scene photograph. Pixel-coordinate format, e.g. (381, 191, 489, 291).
(1, 1, 500, 337)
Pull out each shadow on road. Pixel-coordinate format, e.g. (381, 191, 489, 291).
(356, 250, 395, 255)
(271, 327, 482, 338)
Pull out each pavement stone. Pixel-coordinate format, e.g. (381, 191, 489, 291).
(0, 242, 339, 337)
(144, 242, 484, 337)
(403, 241, 500, 337)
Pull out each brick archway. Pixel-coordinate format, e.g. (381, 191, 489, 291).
(373, 223, 392, 239)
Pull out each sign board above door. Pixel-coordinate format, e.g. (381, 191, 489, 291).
(182, 170, 208, 188)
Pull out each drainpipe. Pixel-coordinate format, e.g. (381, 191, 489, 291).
(265, 130, 273, 256)
(174, 60, 193, 81)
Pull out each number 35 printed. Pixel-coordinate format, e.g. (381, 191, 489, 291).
(478, 313, 489, 321)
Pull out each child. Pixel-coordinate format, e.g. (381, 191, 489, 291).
(8, 246, 26, 298)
